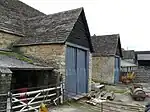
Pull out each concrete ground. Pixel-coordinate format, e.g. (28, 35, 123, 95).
(49, 102, 100, 112)
(49, 83, 150, 112)
(105, 83, 150, 106)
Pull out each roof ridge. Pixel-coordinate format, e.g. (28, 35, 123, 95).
(92, 34, 120, 37)
(47, 7, 83, 16)
(18, 0, 46, 15)
(15, 7, 84, 46)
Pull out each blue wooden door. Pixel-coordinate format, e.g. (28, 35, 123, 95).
(77, 49, 87, 94)
(66, 46, 88, 97)
(114, 57, 120, 83)
(66, 47, 77, 97)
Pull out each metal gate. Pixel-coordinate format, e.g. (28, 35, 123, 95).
(114, 57, 120, 83)
(9, 84, 63, 112)
(66, 46, 88, 97)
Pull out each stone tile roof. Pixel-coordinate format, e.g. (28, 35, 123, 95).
(0, 0, 45, 35)
(0, 50, 53, 70)
(16, 8, 83, 46)
(0, 0, 84, 46)
(122, 50, 135, 59)
(91, 34, 121, 56)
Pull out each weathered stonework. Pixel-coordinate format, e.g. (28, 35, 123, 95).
(16, 44, 66, 84)
(88, 52, 92, 91)
(0, 73, 12, 111)
(92, 56, 115, 84)
(0, 73, 12, 93)
(17, 44, 92, 92)
(0, 32, 21, 49)
(133, 67, 150, 83)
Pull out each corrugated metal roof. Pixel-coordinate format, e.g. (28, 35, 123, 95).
(121, 60, 137, 67)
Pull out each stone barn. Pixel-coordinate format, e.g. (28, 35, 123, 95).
(0, 0, 93, 98)
(91, 34, 122, 84)
(14, 8, 93, 97)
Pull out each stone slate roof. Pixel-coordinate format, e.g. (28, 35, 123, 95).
(0, 50, 53, 70)
(0, 0, 45, 35)
(91, 34, 121, 56)
(0, 0, 90, 47)
(122, 50, 135, 59)
(16, 8, 83, 46)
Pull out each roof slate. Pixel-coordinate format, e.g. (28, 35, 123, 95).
(16, 8, 83, 46)
(91, 34, 120, 56)
(1, 1, 89, 46)
(0, 0, 45, 35)
(0, 50, 53, 70)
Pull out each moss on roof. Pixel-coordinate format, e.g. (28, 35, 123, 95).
(0, 51, 33, 64)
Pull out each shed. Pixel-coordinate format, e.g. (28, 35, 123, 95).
(121, 60, 137, 72)
(0, 49, 56, 111)
(0, 50, 54, 94)
(91, 34, 122, 84)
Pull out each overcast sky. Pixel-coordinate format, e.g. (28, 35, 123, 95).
(20, 0, 150, 51)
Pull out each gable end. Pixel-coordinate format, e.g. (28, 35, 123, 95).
(66, 9, 93, 52)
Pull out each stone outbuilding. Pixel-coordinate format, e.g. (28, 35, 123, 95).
(0, 0, 93, 98)
(0, 49, 54, 110)
(91, 34, 122, 84)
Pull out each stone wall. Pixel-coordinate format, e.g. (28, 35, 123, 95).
(17, 44, 92, 92)
(0, 73, 12, 111)
(16, 44, 66, 83)
(133, 66, 150, 83)
(92, 56, 115, 84)
(0, 32, 21, 49)
(88, 52, 92, 92)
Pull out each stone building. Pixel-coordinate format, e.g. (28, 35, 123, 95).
(91, 34, 122, 84)
(0, 0, 93, 103)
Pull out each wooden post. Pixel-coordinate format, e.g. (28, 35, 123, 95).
(56, 72, 60, 105)
(101, 102, 103, 112)
(7, 92, 11, 112)
(60, 74, 63, 104)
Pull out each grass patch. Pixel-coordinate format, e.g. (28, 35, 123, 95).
(0, 51, 33, 63)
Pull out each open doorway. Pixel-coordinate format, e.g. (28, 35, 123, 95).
(11, 70, 38, 90)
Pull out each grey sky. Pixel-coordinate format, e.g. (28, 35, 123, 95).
(20, 0, 150, 51)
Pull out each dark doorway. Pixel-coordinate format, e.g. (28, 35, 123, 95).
(11, 70, 38, 90)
